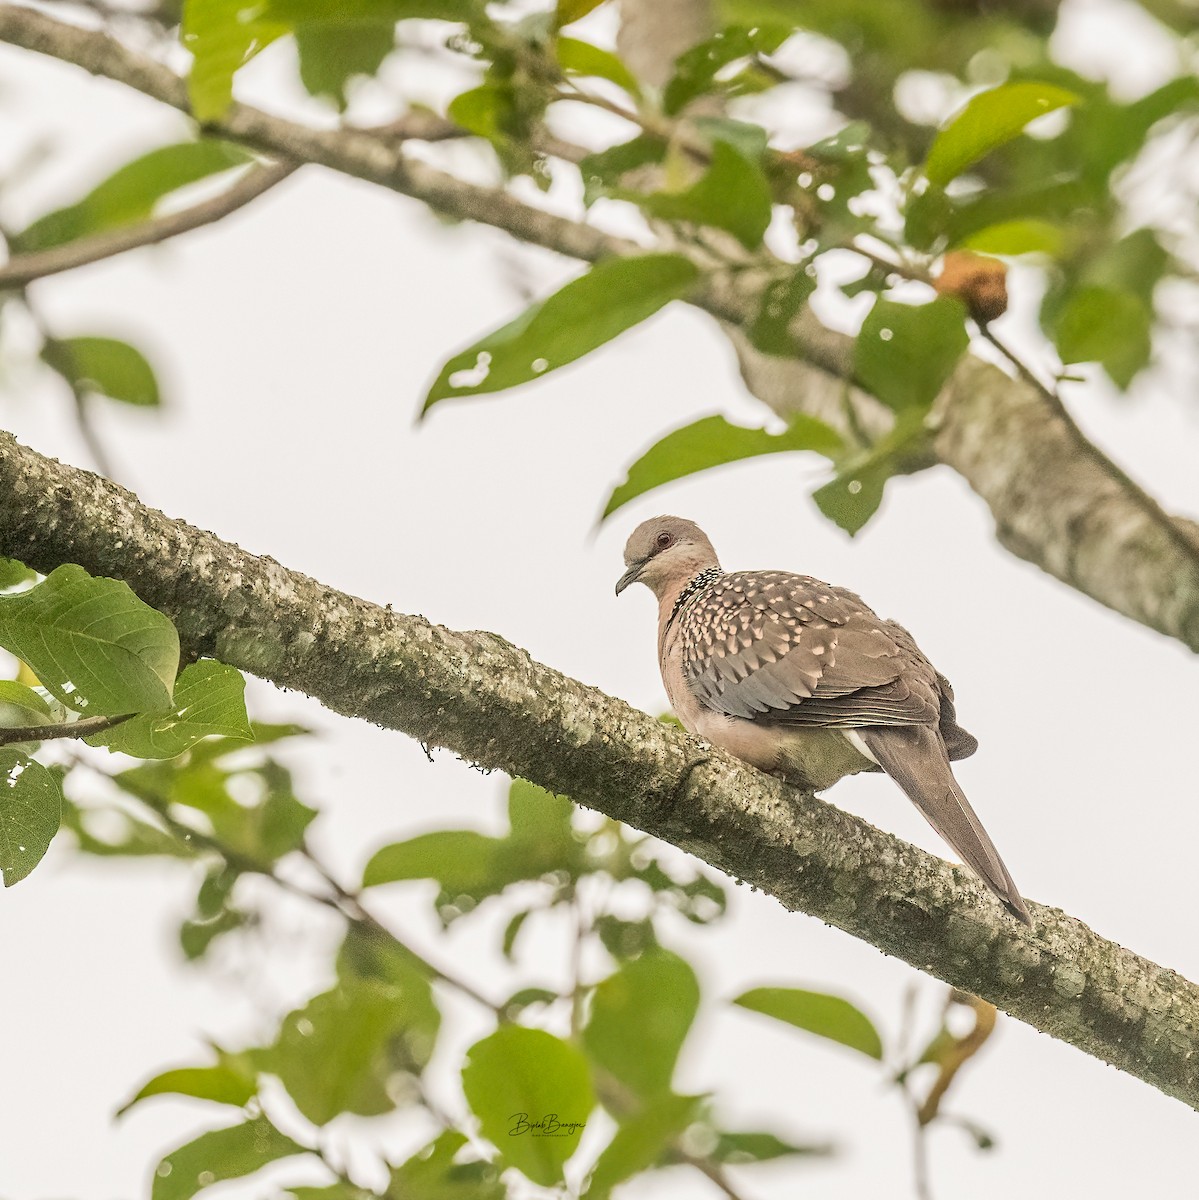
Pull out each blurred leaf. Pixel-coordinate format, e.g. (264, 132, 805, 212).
(16, 141, 253, 252)
(462, 1026, 595, 1186)
(363, 829, 504, 890)
(287, 1186, 372, 1200)
(855, 296, 968, 413)
(556, 37, 639, 96)
(812, 410, 930, 536)
(508, 776, 574, 849)
(579, 134, 667, 206)
(636, 141, 773, 249)
(959, 219, 1065, 257)
(183, 0, 288, 121)
(710, 1129, 832, 1163)
(0, 560, 35, 591)
(595, 914, 658, 960)
(583, 948, 699, 1098)
(295, 20, 395, 108)
(0, 751, 62, 886)
(151, 1115, 307, 1200)
(556, 0, 607, 26)
(502, 986, 560, 1018)
(118, 1055, 257, 1117)
(0, 565, 178, 717)
(748, 268, 816, 355)
(603, 414, 842, 519)
(925, 81, 1080, 185)
(585, 1093, 703, 1199)
(502, 907, 533, 959)
(62, 798, 193, 859)
(180, 907, 248, 959)
(1047, 285, 1151, 388)
(423, 255, 697, 409)
(258, 969, 438, 1124)
(734, 986, 883, 1059)
(86, 661, 252, 759)
(42, 337, 160, 408)
(264, 0, 480, 19)
(388, 1131, 505, 1200)
(663, 25, 788, 115)
(0, 680, 52, 728)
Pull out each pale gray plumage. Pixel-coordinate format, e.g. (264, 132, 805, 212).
(617, 515, 1031, 925)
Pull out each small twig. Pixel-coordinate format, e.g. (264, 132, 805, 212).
(0, 712, 132, 746)
(0, 162, 294, 291)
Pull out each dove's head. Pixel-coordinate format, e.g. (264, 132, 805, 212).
(616, 515, 720, 600)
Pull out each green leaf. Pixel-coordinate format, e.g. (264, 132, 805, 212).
(603, 414, 842, 519)
(183, 0, 287, 121)
(62, 797, 193, 859)
(556, 37, 639, 96)
(287, 1186, 372, 1200)
(86, 660, 252, 759)
(0, 680, 53, 729)
(0, 751, 62, 886)
(748, 268, 816, 355)
(583, 948, 699, 1099)
(507, 776, 574, 846)
(662, 25, 788, 115)
(363, 829, 503, 890)
(0, 565, 178, 717)
(15, 141, 254, 252)
(636, 141, 773, 249)
(295, 20, 395, 109)
(118, 1056, 257, 1117)
(924, 81, 1080, 185)
(42, 337, 161, 408)
(734, 986, 883, 1059)
(423, 255, 697, 410)
(258, 970, 439, 1124)
(958, 219, 1065, 257)
(585, 1093, 703, 1199)
(388, 1131, 505, 1200)
(811, 410, 931, 537)
(1047, 285, 1151, 389)
(579, 134, 668, 207)
(855, 296, 968, 413)
(710, 1129, 832, 1163)
(263, 0, 480, 20)
(151, 1116, 308, 1200)
(594, 914, 658, 960)
(462, 1026, 594, 1187)
(0, 559, 34, 591)
(556, 0, 608, 26)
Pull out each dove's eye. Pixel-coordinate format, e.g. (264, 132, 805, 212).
(655, 531, 673, 551)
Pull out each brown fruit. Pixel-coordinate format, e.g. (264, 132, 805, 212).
(934, 250, 1008, 323)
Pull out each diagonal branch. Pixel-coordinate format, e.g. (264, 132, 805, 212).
(0, 162, 296, 291)
(1, 6, 1197, 652)
(2, 425, 1199, 1110)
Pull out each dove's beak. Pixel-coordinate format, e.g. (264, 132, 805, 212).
(615, 561, 645, 596)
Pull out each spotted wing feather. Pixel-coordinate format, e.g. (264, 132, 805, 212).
(677, 571, 941, 728)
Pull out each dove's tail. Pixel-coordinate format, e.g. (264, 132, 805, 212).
(859, 725, 1032, 926)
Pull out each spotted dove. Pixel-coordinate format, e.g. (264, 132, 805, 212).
(616, 515, 1031, 925)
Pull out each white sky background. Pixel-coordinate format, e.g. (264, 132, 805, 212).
(1, 0, 1198, 1196)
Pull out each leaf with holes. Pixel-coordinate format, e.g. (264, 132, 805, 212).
(86, 661, 252, 759)
(0, 751, 62, 886)
(462, 1026, 594, 1186)
(603, 414, 842, 519)
(734, 986, 883, 1059)
(42, 337, 161, 408)
(924, 81, 1080, 185)
(0, 565, 179, 716)
(422, 255, 698, 410)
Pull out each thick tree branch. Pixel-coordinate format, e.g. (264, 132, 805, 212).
(1, 5, 1197, 654)
(2, 428, 1199, 1111)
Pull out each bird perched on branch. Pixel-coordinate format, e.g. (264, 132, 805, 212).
(616, 515, 1031, 925)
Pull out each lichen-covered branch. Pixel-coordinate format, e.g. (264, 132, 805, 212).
(1, 427, 1198, 1110)
(2, 6, 1196, 654)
